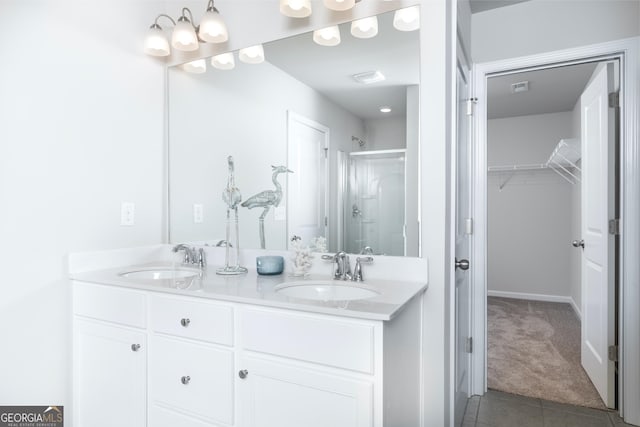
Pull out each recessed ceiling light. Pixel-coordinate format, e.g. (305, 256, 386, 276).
(352, 70, 385, 85)
(380, 106, 392, 113)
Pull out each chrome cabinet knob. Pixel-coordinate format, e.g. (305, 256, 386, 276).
(238, 369, 248, 379)
(180, 318, 191, 327)
(181, 375, 191, 385)
(572, 239, 585, 249)
(131, 344, 141, 352)
(455, 258, 470, 271)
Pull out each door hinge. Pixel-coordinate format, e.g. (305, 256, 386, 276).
(609, 92, 620, 108)
(609, 218, 620, 235)
(324, 216, 328, 227)
(608, 345, 618, 362)
(323, 147, 328, 159)
(466, 97, 478, 116)
(466, 337, 473, 354)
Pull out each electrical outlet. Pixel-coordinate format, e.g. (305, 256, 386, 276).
(193, 203, 204, 223)
(121, 202, 135, 226)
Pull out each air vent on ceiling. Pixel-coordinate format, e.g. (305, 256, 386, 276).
(511, 81, 529, 93)
(352, 70, 385, 85)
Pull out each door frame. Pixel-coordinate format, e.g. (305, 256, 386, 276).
(469, 37, 639, 424)
(286, 111, 330, 249)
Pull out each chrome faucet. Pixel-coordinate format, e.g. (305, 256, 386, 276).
(332, 251, 352, 281)
(172, 244, 206, 268)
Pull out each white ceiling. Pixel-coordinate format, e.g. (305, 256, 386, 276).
(487, 62, 598, 119)
(264, 11, 419, 120)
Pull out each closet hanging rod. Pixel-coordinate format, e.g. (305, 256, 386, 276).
(488, 163, 548, 172)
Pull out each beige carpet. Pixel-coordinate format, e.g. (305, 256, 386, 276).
(487, 296, 606, 409)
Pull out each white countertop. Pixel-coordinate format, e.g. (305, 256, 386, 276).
(71, 261, 428, 321)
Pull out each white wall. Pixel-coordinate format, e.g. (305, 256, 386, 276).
(487, 112, 576, 299)
(472, 0, 640, 63)
(0, 0, 165, 416)
(363, 116, 407, 150)
(168, 62, 363, 251)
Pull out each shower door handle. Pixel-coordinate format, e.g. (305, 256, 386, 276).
(455, 258, 470, 271)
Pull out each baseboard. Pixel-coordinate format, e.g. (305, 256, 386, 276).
(488, 290, 583, 321)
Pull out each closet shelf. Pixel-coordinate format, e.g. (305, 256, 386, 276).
(487, 138, 581, 188)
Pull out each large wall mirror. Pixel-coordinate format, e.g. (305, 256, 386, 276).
(168, 9, 420, 257)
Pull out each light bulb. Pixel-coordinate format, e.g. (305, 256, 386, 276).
(199, 9, 229, 43)
(323, 0, 354, 11)
(144, 25, 170, 56)
(393, 6, 420, 31)
(313, 26, 341, 46)
(351, 16, 378, 39)
(182, 59, 207, 73)
(280, 0, 312, 17)
(172, 17, 199, 51)
(239, 45, 265, 64)
(211, 52, 235, 70)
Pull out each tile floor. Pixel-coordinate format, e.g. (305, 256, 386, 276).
(462, 390, 635, 427)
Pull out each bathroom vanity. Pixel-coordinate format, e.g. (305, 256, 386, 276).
(70, 249, 427, 427)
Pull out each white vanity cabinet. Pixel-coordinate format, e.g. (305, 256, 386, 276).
(73, 284, 148, 427)
(72, 281, 423, 427)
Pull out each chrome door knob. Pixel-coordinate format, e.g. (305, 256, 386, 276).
(180, 318, 191, 327)
(455, 258, 470, 271)
(181, 375, 191, 385)
(238, 369, 248, 379)
(131, 344, 141, 352)
(572, 239, 585, 249)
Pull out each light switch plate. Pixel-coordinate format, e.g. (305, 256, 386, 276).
(193, 203, 204, 223)
(121, 202, 135, 226)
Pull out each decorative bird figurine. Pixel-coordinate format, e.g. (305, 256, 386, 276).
(217, 156, 247, 275)
(222, 156, 241, 209)
(241, 165, 293, 249)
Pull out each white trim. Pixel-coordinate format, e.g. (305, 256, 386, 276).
(486, 291, 581, 319)
(471, 36, 639, 425)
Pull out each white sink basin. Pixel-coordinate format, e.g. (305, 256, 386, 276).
(119, 268, 200, 280)
(275, 280, 379, 301)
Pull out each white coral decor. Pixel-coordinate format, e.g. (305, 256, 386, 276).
(290, 236, 313, 277)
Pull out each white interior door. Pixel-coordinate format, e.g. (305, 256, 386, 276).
(287, 112, 329, 248)
(580, 62, 616, 408)
(454, 62, 473, 425)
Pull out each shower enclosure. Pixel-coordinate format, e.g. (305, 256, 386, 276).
(344, 149, 406, 256)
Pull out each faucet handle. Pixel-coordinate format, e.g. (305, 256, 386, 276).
(352, 256, 373, 282)
(198, 248, 207, 269)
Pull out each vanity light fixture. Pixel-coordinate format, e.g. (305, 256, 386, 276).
(144, 1, 229, 57)
(280, 0, 312, 18)
(211, 52, 235, 70)
(323, 0, 355, 11)
(393, 6, 420, 31)
(144, 15, 174, 56)
(313, 25, 341, 46)
(380, 106, 392, 113)
(199, 0, 229, 43)
(182, 58, 207, 73)
(172, 8, 199, 51)
(351, 16, 378, 39)
(239, 44, 265, 64)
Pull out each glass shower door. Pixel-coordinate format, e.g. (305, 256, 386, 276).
(346, 150, 406, 256)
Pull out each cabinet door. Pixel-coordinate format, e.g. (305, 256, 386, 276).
(239, 356, 373, 427)
(74, 319, 146, 427)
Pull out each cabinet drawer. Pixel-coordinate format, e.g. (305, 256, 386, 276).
(149, 336, 234, 425)
(73, 282, 146, 328)
(150, 295, 233, 345)
(241, 308, 376, 374)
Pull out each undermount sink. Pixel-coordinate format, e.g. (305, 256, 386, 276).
(119, 268, 200, 280)
(275, 280, 379, 302)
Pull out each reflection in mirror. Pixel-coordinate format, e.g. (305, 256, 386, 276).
(168, 9, 420, 256)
